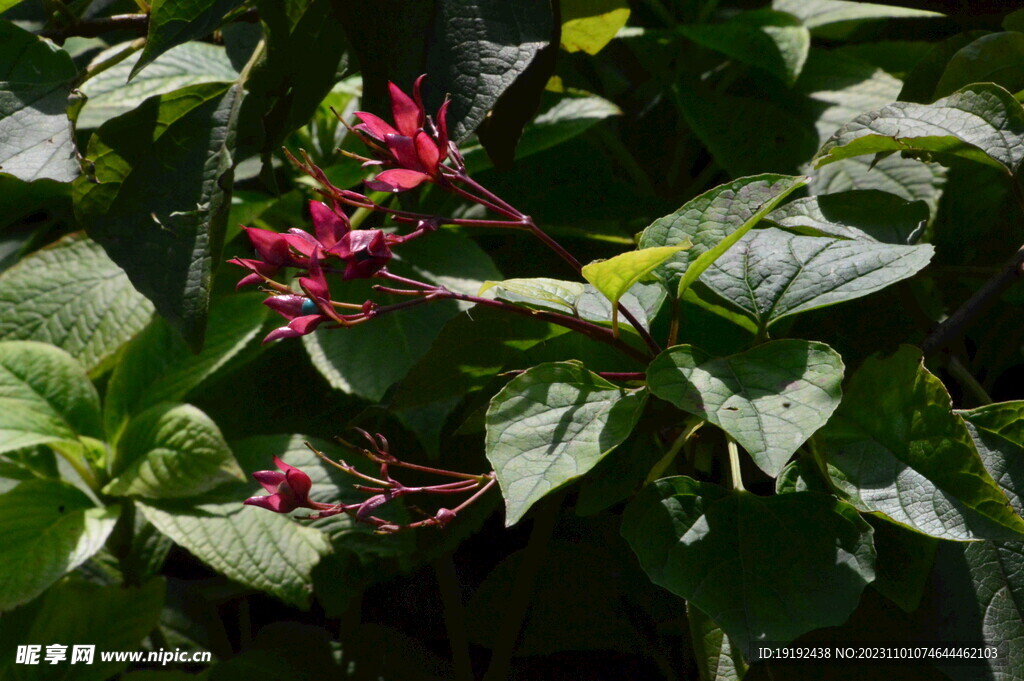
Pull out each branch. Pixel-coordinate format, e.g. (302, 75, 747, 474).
(921, 243, 1024, 357)
(38, 8, 258, 42)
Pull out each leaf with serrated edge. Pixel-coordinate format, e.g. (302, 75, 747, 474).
(638, 174, 808, 297)
(0, 341, 103, 455)
(622, 477, 875, 656)
(104, 403, 243, 499)
(0, 480, 119, 610)
(649, 340, 844, 476)
(821, 346, 1024, 541)
(700, 227, 933, 332)
(0, 233, 154, 373)
(139, 498, 330, 608)
(814, 83, 1024, 175)
(486, 360, 647, 526)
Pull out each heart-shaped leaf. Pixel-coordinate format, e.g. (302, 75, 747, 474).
(486, 360, 647, 525)
(648, 340, 844, 477)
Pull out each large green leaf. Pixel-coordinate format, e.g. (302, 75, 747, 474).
(0, 480, 119, 611)
(479, 277, 584, 315)
(139, 497, 331, 608)
(638, 174, 808, 297)
(934, 32, 1024, 100)
(485, 360, 647, 525)
(131, 0, 246, 78)
(648, 340, 844, 477)
(820, 346, 1024, 541)
(622, 476, 875, 656)
(73, 81, 243, 351)
(104, 403, 243, 499)
(699, 227, 934, 332)
(304, 230, 500, 401)
(767, 190, 929, 243)
(79, 42, 238, 129)
(103, 293, 267, 439)
(0, 341, 102, 454)
(0, 232, 154, 373)
(814, 83, 1024, 175)
(0, 20, 78, 182)
(426, 0, 554, 141)
(688, 603, 748, 681)
(0, 579, 164, 681)
(898, 30, 989, 104)
(678, 9, 810, 85)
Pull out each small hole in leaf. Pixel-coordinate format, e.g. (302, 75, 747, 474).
(783, 402, 792, 408)
(57, 505, 65, 513)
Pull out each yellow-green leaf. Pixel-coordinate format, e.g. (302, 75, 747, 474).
(561, 0, 631, 55)
(582, 245, 688, 329)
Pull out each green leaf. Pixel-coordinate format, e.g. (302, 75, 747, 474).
(795, 48, 903, 146)
(647, 340, 844, 477)
(0, 579, 164, 681)
(772, 0, 943, 33)
(814, 83, 1024, 175)
(638, 174, 808, 297)
(581, 245, 689, 326)
(1006, 9, 1024, 33)
(426, 0, 554, 141)
(0, 20, 78, 182)
(808, 154, 947, 219)
(73, 81, 243, 351)
(679, 9, 810, 86)
(820, 346, 1024, 541)
(479, 277, 585, 314)
(79, 42, 238, 129)
(934, 32, 1024, 100)
(0, 480, 119, 610)
(916, 400, 1024, 680)
(0, 341, 102, 454)
(867, 514, 937, 613)
(462, 94, 622, 172)
(688, 603, 748, 681)
(0, 232, 154, 373)
(238, 0, 348, 163)
(560, 0, 629, 55)
(131, 0, 246, 79)
(622, 477, 875, 656)
(485, 360, 647, 526)
(767, 190, 929, 243)
(139, 497, 330, 608)
(304, 230, 500, 401)
(104, 403, 243, 499)
(699, 227, 934, 331)
(103, 293, 267, 439)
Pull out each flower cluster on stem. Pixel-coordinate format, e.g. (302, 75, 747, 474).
(245, 430, 496, 534)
